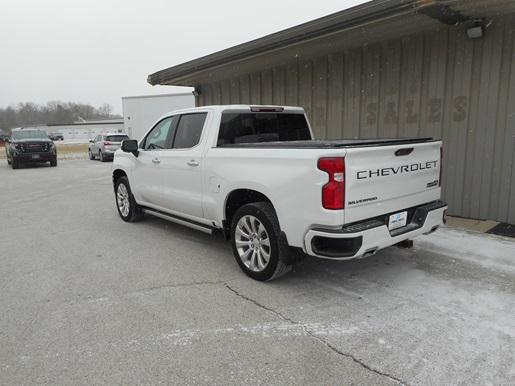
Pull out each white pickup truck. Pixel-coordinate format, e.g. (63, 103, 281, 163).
(112, 105, 447, 281)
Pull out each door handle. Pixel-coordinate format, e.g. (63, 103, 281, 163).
(152, 158, 161, 164)
(187, 160, 199, 167)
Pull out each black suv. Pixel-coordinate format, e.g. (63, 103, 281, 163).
(48, 132, 64, 141)
(5, 128, 57, 169)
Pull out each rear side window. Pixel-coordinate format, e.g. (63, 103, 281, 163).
(173, 113, 207, 149)
(106, 135, 129, 142)
(217, 113, 311, 146)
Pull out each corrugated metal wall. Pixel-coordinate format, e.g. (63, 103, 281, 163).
(197, 14, 515, 223)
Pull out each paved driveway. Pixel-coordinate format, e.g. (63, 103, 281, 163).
(0, 160, 514, 385)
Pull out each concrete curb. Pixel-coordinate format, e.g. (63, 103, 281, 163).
(446, 216, 498, 233)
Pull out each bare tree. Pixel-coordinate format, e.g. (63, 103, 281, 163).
(98, 103, 113, 118)
(0, 101, 120, 130)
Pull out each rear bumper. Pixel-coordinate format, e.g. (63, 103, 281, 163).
(304, 200, 447, 259)
(102, 149, 118, 158)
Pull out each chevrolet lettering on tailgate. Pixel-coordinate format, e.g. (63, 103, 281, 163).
(357, 160, 438, 180)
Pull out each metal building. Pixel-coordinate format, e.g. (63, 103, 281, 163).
(23, 119, 125, 141)
(147, 0, 515, 223)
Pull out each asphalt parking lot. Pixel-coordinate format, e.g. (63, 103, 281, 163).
(1, 159, 514, 385)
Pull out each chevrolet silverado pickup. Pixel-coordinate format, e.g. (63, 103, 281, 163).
(112, 105, 447, 281)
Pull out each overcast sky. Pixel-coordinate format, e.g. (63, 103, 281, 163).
(0, 0, 367, 114)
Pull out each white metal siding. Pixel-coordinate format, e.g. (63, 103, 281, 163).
(122, 94, 195, 141)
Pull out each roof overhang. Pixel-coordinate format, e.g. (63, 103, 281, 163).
(148, 0, 515, 87)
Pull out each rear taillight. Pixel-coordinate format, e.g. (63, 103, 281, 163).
(439, 145, 443, 187)
(318, 157, 345, 210)
(104, 141, 112, 145)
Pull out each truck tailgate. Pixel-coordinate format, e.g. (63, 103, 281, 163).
(344, 141, 442, 224)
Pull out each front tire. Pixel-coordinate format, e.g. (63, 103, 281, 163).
(88, 149, 95, 160)
(11, 159, 19, 169)
(50, 158, 57, 167)
(230, 202, 291, 281)
(115, 176, 143, 222)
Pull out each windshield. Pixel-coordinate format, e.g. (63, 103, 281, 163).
(11, 130, 48, 140)
(106, 135, 129, 142)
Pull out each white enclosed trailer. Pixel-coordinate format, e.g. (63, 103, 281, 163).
(122, 93, 195, 140)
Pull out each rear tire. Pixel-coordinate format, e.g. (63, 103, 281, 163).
(115, 176, 143, 222)
(7, 158, 11, 165)
(230, 202, 291, 281)
(99, 151, 106, 162)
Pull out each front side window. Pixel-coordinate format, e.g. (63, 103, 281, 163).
(143, 117, 176, 150)
(172, 113, 207, 149)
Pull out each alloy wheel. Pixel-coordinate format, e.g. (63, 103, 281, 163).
(235, 215, 271, 272)
(117, 183, 130, 217)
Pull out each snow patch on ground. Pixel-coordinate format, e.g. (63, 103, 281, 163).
(58, 152, 88, 160)
(416, 226, 515, 274)
(160, 322, 359, 346)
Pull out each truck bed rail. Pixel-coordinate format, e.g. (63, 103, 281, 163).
(217, 137, 436, 149)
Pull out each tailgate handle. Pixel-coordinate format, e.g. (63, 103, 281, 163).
(395, 148, 413, 156)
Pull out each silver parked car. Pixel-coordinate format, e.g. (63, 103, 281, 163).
(88, 133, 130, 162)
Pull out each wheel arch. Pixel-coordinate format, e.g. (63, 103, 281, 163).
(112, 168, 128, 191)
(223, 188, 277, 238)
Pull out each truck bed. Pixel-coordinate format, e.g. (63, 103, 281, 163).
(218, 137, 436, 149)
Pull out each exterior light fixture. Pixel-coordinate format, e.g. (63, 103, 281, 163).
(467, 25, 483, 39)
(466, 19, 488, 39)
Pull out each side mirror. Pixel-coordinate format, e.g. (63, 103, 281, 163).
(121, 139, 139, 157)
(89, 140, 94, 143)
